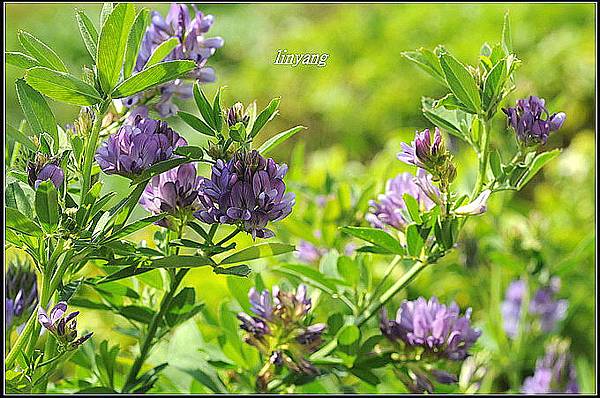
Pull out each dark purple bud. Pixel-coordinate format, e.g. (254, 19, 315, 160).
(430, 369, 458, 384)
(248, 288, 274, 320)
(227, 102, 249, 127)
(237, 312, 270, 337)
(5, 262, 38, 329)
(296, 323, 327, 348)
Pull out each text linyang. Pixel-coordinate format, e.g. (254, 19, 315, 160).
(274, 49, 329, 67)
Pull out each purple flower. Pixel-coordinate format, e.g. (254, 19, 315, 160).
(124, 3, 224, 118)
(295, 240, 327, 263)
(502, 96, 566, 146)
(398, 127, 445, 167)
(522, 339, 579, 394)
(194, 150, 295, 239)
(501, 279, 526, 339)
(27, 161, 64, 190)
(237, 312, 270, 337)
(38, 302, 92, 350)
(248, 287, 274, 320)
(501, 278, 567, 339)
(95, 115, 187, 178)
(5, 261, 38, 330)
(139, 163, 203, 225)
(380, 297, 481, 361)
(366, 171, 439, 230)
(238, 284, 326, 383)
(529, 278, 568, 334)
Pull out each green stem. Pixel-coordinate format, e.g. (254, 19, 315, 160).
(122, 222, 189, 392)
(365, 255, 402, 310)
(122, 268, 189, 392)
(80, 109, 103, 204)
(471, 117, 491, 200)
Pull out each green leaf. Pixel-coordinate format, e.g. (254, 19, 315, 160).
(123, 8, 150, 79)
(25, 67, 103, 106)
(119, 305, 155, 324)
(5, 207, 43, 236)
(129, 157, 191, 186)
(193, 82, 216, 128)
(35, 180, 59, 232)
(403, 193, 422, 224)
(338, 325, 360, 346)
(502, 11, 512, 55)
(174, 145, 204, 159)
(5, 181, 34, 217)
(340, 226, 404, 255)
(439, 49, 481, 113)
(166, 287, 202, 326)
(516, 149, 561, 189)
(6, 123, 37, 152)
(96, 3, 136, 94)
(150, 255, 213, 268)
(97, 266, 153, 284)
(112, 60, 196, 98)
(421, 97, 471, 140)
(401, 48, 446, 86)
(406, 224, 424, 257)
(101, 214, 165, 243)
(257, 126, 306, 155)
(6, 51, 40, 69)
(250, 98, 280, 138)
(15, 79, 58, 152)
(99, 2, 114, 27)
(490, 149, 503, 179)
(178, 111, 216, 137)
(212, 87, 223, 133)
(213, 264, 252, 277)
(274, 263, 342, 295)
(337, 256, 359, 285)
(18, 30, 67, 72)
(75, 9, 99, 61)
(482, 59, 507, 111)
(145, 37, 179, 68)
(220, 242, 295, 264)
(108, 183, 146, 230)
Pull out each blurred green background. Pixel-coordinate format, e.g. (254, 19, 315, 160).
(5, 2, 596, 393)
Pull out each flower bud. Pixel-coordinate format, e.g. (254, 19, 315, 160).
(227, 102, 249, 127)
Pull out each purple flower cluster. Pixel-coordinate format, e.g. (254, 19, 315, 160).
(38, 302, 93, 350)
(194, 150, 295, 239)
(139, 163, 203, 226)
(95, 115, 187, 178)
(366, 169, 440, 230)
(237, 285, 326, 388)
(521, 338, 579, 394)
(501, 277, 567, 339)
(5, 261, 38, 330)
(27, 159, 64, 190)
(502, 96, 566, 146)
(124, 3, 224, 118)
(380, 296, 481, 361)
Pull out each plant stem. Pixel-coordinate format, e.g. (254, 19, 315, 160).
(122, 222, 189, 392)
(310, 260, 428, 360)
(80, 109, 103, 204)
(471, 117, 491, 200)
(122, 268, 189, 392)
